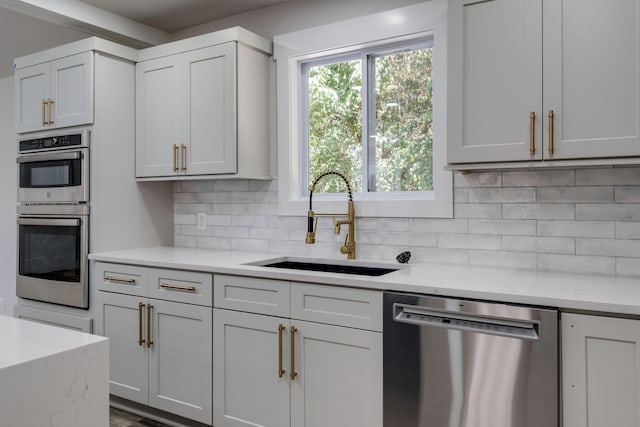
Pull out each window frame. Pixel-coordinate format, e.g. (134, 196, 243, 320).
(274, 0, 451, 218)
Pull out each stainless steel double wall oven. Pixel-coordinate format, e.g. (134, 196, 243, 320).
(16, 130, 90, 308)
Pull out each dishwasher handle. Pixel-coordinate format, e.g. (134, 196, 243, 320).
(394, 304, 539, 341)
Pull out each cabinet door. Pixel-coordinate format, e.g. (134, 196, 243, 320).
(562, 313, 640, 427)
(544, 0, 640, 159)
(182, 42, 237, 175)
(136, 56, 181, 177)
(290, 320, 382, 427)
(148, 299, 212, 425)
(50, 51, 94, 129)
(447, 0, 543, 163)
(94, 291, 148, 405)
(213, 309, 290, 427)
(14, 62, 50, 133)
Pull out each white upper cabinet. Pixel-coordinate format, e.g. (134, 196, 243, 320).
(448, 0, 640, 166)
(15, 51, 94, 133)
(136, 28, 272, 180)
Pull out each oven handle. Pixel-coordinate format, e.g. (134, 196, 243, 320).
(17, 151, 82, 163)
(18, 217, 81, 227)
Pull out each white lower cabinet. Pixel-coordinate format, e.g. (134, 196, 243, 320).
(562, 313, 640, 427)
(213, 275, 383, 427)
(93, 262, 213, 425)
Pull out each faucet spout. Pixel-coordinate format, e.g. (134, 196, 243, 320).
(305, 171, 356, 259)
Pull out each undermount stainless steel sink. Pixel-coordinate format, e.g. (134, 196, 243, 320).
(247, 257, 400, 276)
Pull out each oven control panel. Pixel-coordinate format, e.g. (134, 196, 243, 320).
(19, 134, 82, 152)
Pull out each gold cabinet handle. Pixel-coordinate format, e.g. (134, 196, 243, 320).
(278, 324, 286, 378)
(173, 144, 179, 172)
(146, 304, 154, 348)
(548, 110, 555, 155)
(529, 112, 536, 155)
(290, 326, 298, 380)
(47, 98, 54, 125)
(160, 282, 196, 293)
(138, 302, 145, 346)
(180, 144, 187, 172)
(41, 99, 46, 126)
(105, 275, 136, 285)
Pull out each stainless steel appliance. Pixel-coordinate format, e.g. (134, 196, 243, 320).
(16, 129, 90, 309)
(18, 130, 89, 204)
(16, 206, 89, 308)
(383, 292, 558, 427)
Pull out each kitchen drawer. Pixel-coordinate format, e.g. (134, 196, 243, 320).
(291, 283, 382, 332)
(213, 274, 290, 317)
(149, 268, 212, 306)
(94, 262, 148, 297)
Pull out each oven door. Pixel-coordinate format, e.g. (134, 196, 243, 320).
(16, 215, 89, 308)
(17, 148, 89, 203)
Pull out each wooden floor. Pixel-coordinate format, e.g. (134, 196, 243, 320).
(109, 407, 171, 427)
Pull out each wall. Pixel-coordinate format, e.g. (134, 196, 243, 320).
(174, 168, 640, 278)
(0, 76, 16, 314)
(171, 0, 428, 40)
(171, 1, 640, 279)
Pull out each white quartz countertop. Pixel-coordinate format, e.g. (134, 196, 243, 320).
(89, 246, 640, 316)
(0, 315, 107, 370)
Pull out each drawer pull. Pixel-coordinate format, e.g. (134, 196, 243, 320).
(278, 324, 286, 378)
(138, 302, 145, 346)
(105, 275, 137, 285)
(160, 282, 197, 293)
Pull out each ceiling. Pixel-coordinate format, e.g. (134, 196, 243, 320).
(0, 0, 291, 78)
(80, 0, 290, 33)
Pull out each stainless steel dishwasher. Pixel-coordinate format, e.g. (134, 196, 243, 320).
(383, 292, 558, 427)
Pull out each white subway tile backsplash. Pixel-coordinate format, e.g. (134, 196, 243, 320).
(502, 204, 574, 220)
(439, 234, 501, 250)
(382, 232, 438, 247)
(212, 226, 250, 239)
(197, 237, 232, 251)
(213, 181, 249, 192)
(616, 222, 640, 239)
(537, 220, 615, 238)
(231, 238, 269, 252)
(503, 170, 574, 187)
(501, 236, 575, 254)
(616, 257, 640, 278)
(358, 218, 410, 232)
(538, 254, 615, 276)
(537, 186, 614, 203)
(577, 238, 640, 257)
(409, 247, 470, 265)
(469, 219, 536, 236)
(454, 188, 468, 203)
(454, 171, 501, 188)
(174, 192, 231, 203)
(575, 168, 616, 186)
(470, 250, 537, 269)
(173, 168, 640, 278)
(615, 187, 640, 203)
(454, 203, 502, 219)
(576, 204, 640, 221)
(410, 219, 469, 234)
(212, 203, 252, 215)
(468, 188, 536, 203)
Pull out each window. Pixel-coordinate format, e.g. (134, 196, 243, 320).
(275, 0, 451, 218)
(301, 40, 433, 196)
